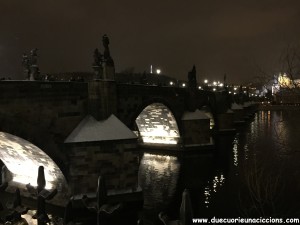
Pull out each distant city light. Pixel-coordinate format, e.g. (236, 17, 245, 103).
(156, 69, 161, 74)
(198, 86, 202, 89)
(213, 81, 217, 86)
(204, 79, 208, 84)
(229, 91, 232, 94)
(213, 88, 216, 91)
(170, 81, 174, 85)
(219, 83, 224, 87)
(182, 83, 186, 87)
(244, 91, 247, 94)
(234, 87, 237, 91)
(234, 92, 236, 95)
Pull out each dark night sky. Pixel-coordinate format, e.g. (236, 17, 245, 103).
(1, 0, 300, 83)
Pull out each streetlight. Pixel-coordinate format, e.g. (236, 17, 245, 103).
(156, 69, 161, 74)
(182, 83, 186, 87)
(170, 81, 173, 86)
(204, 79, 208, 84)
(213, 81, 217, 86)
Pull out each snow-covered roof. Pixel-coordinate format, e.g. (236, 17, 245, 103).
(182, 110, 209, 120)
(243, 102, 251, 107)
(65, 114, 137, 143)
(231, 103, 243, 110)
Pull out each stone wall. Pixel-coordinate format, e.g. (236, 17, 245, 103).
(0, 81, 89, 178)
(66, 140, 139, 195)
(181, 119, 210, 145)
(0, 81, 88, 139)
(88, 80, 118, 120)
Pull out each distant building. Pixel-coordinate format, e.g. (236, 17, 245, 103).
(272, 73, 300, 104)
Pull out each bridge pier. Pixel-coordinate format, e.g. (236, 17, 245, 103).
(216, 110, 235, 134)
(88, 80, 117, 120)
(181, 110, 212, 148)
(64, 114, 139, 195)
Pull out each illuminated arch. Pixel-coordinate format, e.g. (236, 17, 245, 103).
(0, 132, 66, 190)
(135, 103, 180, 144)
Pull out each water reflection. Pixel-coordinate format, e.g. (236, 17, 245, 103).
(232, 136, 239, 167)
(138, 110, 300, 220)
(204, 173, 225, 208)
(138, 153, 180, 211)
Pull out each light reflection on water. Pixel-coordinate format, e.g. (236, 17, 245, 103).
(138, 153, 180, 211)
(232, 136, 239, 167)
(204, 173, 225, 208)
(139, 110, 300, 218)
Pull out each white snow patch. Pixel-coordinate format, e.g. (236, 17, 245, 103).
(231, 103, 243, 110)
(65, 114, 137, 143)
(182, 110, 210, 120)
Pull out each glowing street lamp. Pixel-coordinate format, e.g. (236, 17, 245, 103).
(182, 83, 186, 87)
(198, 86, 202, 89)
(156, 69, 161, 74)
(213, 88, 216, 91)
(213, 81, 217, 86)
(204, 79, 208, 84)
(170, 81, 174, 86)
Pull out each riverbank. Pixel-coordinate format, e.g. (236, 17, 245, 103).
(258, 104, 300, 110)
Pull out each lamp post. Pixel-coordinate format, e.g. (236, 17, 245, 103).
(204, 79, 208, 90)
(156, 69, 161, 86)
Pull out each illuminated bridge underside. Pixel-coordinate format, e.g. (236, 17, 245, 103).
(0, 132, 65, 190)
(136, 103, 180, 144)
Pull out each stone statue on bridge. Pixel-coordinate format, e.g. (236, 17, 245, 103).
(22, 48, 40, 80)
(30, 48, 38, 65)
(92, 34, 115, 80)
(93, 48, 102, 66)
(188, 65, 197, 90)
(22, 53, 30, 80)
(92, 48, 103, 79)
(102, 34, 114, 66)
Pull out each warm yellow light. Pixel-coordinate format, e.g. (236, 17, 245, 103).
(135, 103, 180, 145)
(278, 73, 291, 88)
(0, 132, 65, 190)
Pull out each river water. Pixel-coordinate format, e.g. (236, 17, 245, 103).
(138, 110, 300, 223)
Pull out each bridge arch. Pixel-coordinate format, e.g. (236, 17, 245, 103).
(0, 132, 66, 191)
(133, 100, 181, 145)
(0, 113, 68, 191)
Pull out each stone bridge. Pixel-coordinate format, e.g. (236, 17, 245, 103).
(0, 79, 233, 204)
